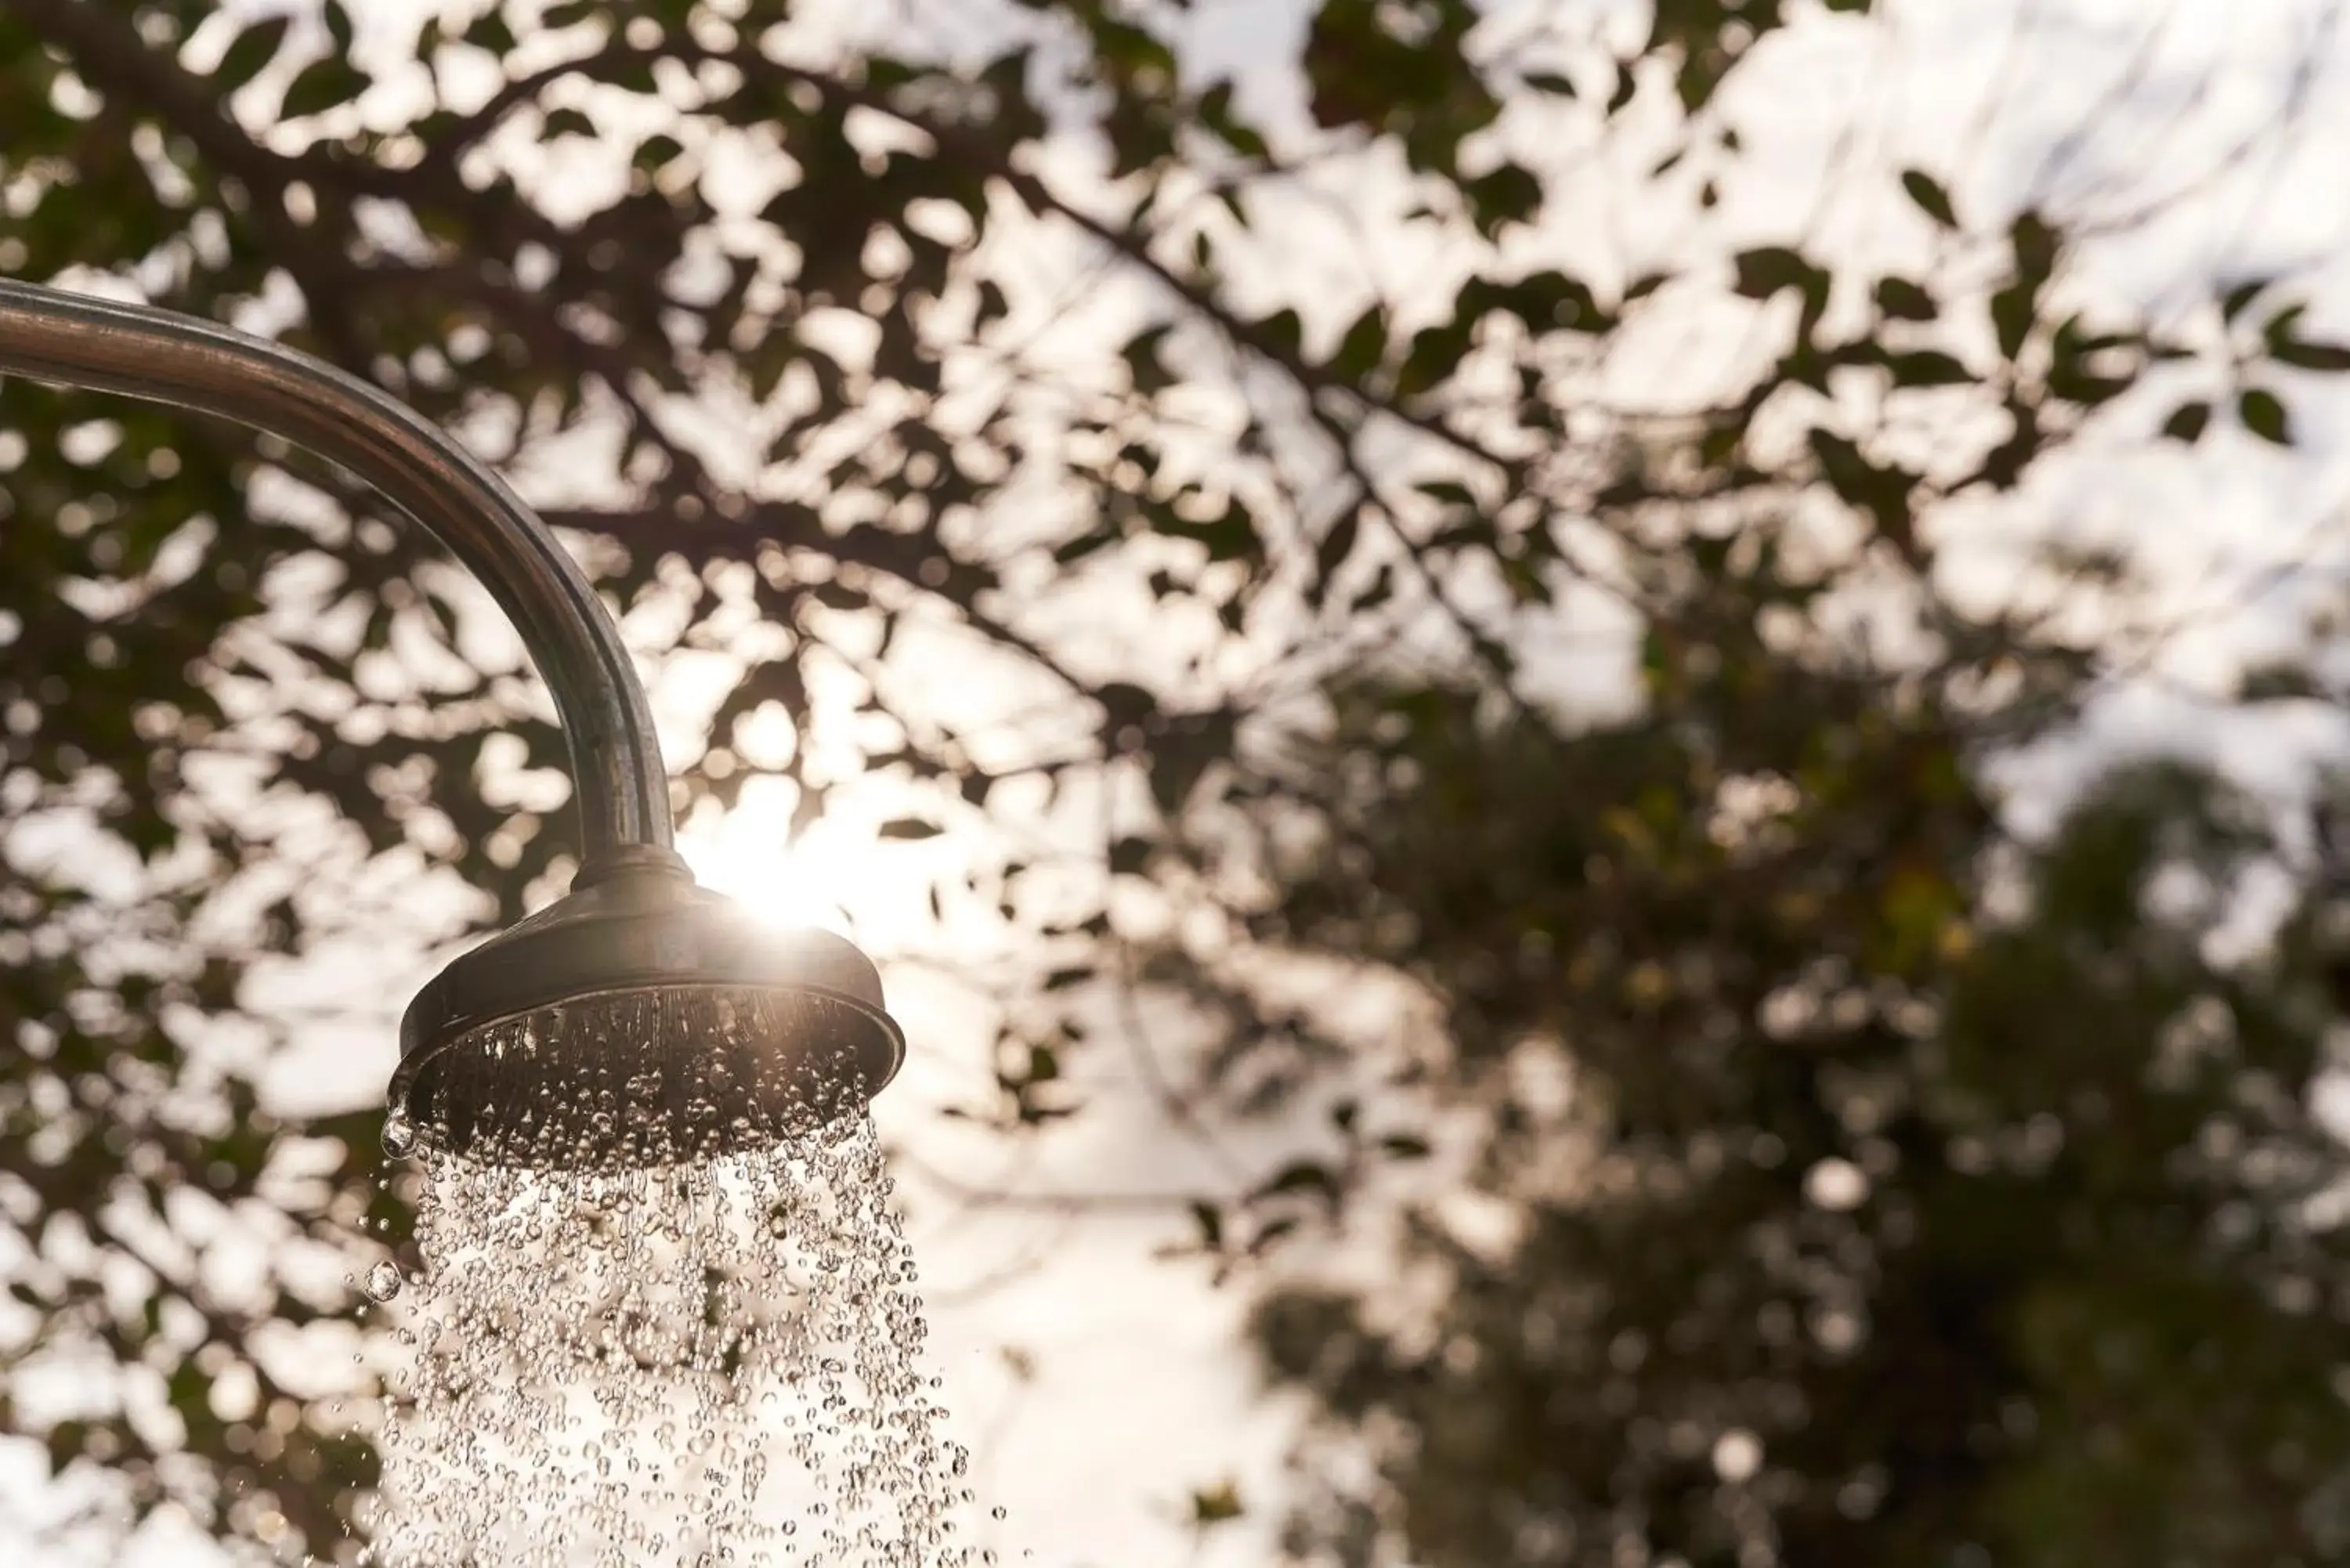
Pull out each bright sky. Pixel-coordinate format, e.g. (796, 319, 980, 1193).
(11, 0, 2350, 1564)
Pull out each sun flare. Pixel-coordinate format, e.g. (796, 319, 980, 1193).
(674, 777, 938, 953)
(680, 802, 857, 938)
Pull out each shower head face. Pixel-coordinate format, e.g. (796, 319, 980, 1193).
(390, 869, 904, 1172)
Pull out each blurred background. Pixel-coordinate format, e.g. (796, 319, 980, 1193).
(9, 0, 2350, 1563)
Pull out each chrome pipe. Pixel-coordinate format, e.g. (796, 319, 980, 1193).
(0, 277, 678, 871)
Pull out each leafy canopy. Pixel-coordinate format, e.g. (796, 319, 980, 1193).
(3, 0, 2346, 1560)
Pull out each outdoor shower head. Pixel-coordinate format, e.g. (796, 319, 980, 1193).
(0, 280, 906, 1172)
(390, 854, 906, 1170)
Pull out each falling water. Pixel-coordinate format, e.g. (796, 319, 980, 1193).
(363, 1112, 989, 1566)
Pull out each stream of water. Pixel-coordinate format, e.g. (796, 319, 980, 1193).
(361, 1116, 991, 1566)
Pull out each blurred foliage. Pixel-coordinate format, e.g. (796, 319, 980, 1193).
(1244, 621, 2350, 1566)
(1, 0, 2346, 1561)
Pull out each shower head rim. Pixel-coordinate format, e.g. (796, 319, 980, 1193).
(385, 975, 908, 1132)
(396, 866, 900, 1055)
(389, 868, 906, 1167)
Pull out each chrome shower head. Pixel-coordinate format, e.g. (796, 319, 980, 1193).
(0, 280, 911, 1175)
(389, 854, 905, 1172)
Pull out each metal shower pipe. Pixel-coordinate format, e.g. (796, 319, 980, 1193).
(0, 276, 681, 878)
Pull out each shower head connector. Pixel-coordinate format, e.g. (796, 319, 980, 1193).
(390, 851, 905, 1171)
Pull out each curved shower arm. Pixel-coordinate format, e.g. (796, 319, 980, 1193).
(0, 277, 680, 877)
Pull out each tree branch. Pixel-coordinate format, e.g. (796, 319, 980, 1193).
(372, 32, 1539, 486)
(16, 0, 377, 368)
(544, 503, 1098, 699)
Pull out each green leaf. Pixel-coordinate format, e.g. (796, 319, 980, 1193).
(2160, 400, 2212, 443)
(1250, 1215, 1302, 1252)
(1314, 511, 1362, 593)
(1256, 1160, 1336, 1198)
(1494, 269, 1607, 332)
(1095, 17, 1177, 88)
(1347, 561, 1396, 613)
(609, 54, 659, 93)
(1732, 247, 1828, 316)
(1875, 276, 1938, 321)
(1256, 308, 1304, 360)
(214, 17, 291, 92)
(1333, 307, 1389, 381)
(1191, 504, 1261, 563)
(2261, 303, 2309, 347)
(2221, 277, 2271, 323)
(746, 334, 799, 403)
(2271, 338, 2350, 373)
(540, 107, 596, 140)
(45, 1421, 91, 1474)
(280, 57, 370, 118)
(2011, 210, 2059, 286)
(634, 134, 685, 175)
(1398, 320, 1473, 395)
(1191, 1481, 1245, 1526)
(1123, 323, 1175, 393)
(1606, 61, 1636, 114)
(2046, 344, 2137, 407)
(1900, 168, 1958, 228)
(1196, 81, 1267, 159)
(2240, 663, 2328, 702)
(1807, 427, 1918, 547)
(1463, 163, 1542, 240)
(2239, 387, 2291, 445)
(1886, 349, 1970, 388)
(1096, 681, 1159, 730)
(1990, 279, 2037, 360)
(464, 11, 519, 52)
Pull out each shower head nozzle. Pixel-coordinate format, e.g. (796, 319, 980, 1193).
(390, 854, 905, 1172)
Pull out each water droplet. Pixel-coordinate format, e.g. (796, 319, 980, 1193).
(381, 1111, 417, 1159)
(365, 1260, 403, 1303)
